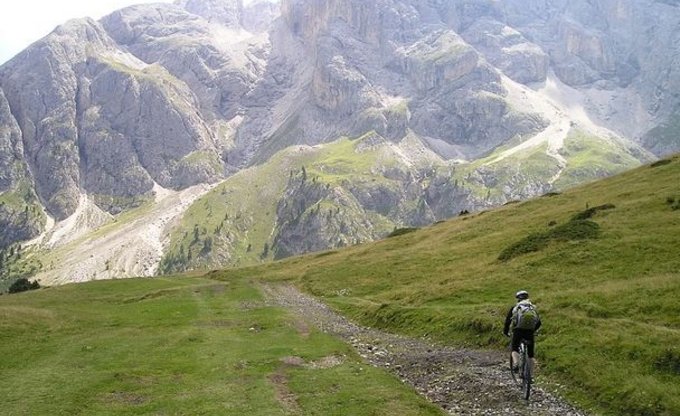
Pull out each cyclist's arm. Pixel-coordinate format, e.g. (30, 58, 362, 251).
(503, 307, 513, 335)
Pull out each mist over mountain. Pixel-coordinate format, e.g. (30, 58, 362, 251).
(0, 0, 678, 282)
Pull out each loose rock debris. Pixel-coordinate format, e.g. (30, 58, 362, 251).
(262, 284, 588, 416)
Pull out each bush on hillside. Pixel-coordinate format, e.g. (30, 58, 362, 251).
(387, 228, 418, 238)
(8, 278, 40, 294)
(650, 159, 672, 168)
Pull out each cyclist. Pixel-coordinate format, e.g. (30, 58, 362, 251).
(503, 290, 541, 373)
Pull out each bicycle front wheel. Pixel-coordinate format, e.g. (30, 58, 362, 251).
(522, 352, 532, 400)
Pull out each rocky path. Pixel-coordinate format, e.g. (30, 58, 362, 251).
(262, 284, 587, 416)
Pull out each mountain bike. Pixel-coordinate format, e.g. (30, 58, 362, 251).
(509, 337, 533, 400)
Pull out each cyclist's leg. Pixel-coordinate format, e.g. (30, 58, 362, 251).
(511, 330, 521, 370)
(525, 330, 536, 375)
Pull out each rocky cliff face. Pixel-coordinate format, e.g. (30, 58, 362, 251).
(0, 89, 23, 193)
(0, 88, 44, 247)
(0, 0, 677, 275)
(497, 0, 680, 149)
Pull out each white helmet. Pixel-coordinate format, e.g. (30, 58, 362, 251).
(515, 290, 529, 300)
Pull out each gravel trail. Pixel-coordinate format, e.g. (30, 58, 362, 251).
(262, 284, 588, 416)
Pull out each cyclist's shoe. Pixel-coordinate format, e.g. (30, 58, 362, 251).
(512, 364, 519, 373)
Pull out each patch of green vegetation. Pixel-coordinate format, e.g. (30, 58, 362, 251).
(386, 99, 410, 117)
(215, 155, 680, 416)
(7, 277, 40, 294)
(161, 147, 317, 273)
(555, 129, 643, 190)
(309, 135, 392, 183)
(178, 150, 223, 177)
(91, 193, 151, 215)
(165, 129, 650, 274)
(451, 143, 561, 201)
(0, 276, 441, 415)
(162, 133, 418, 272)
(412, 32, 470, 64)
(0, 244, 43, 292)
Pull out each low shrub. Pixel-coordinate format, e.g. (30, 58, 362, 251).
(650, 159, 672, 168)
(387, 228, 418, 238)
(8, 278, 40, 294)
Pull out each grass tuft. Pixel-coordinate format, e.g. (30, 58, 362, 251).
(654, 349, 680, 375)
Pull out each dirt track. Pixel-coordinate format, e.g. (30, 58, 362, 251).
(262, 284, 588, 416)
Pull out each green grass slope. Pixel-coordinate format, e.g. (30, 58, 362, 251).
(160, 134, 429, 273)
(0, 276, 441, 415)
(161, 129, 649, 274)
(216, 154, 680, 416)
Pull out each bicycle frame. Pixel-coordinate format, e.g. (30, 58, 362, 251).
(509, 337, 533, 400)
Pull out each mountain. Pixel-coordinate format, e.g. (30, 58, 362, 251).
(1, 0, 678, 282)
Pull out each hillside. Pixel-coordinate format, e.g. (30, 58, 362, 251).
(213, 154, 680, 415)
(160, 127, 646, 273)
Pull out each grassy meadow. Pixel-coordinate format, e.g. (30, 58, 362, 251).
(215, 154, 680, 416)
(0, 276, 441, 415)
